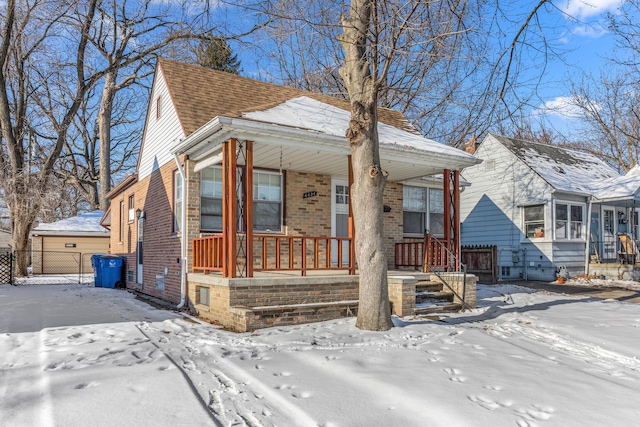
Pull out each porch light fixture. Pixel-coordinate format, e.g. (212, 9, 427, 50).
(136, 209, 145, 219)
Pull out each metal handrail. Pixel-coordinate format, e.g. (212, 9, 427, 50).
(424, 235, 470, 312)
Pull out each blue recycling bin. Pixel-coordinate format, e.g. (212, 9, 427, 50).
(92, 254, 124, 288)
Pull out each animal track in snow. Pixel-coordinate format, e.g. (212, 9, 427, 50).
(443, 368, 467, 382)
(514, 403, 555, 423)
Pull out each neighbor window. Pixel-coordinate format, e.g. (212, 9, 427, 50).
(403, 186, 444, 236)
(524, 204, 545, 238)
(174, 170, 183, 233)
(554, 202, 584, 240)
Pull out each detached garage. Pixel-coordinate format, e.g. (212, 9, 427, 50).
(30, 211, 110, 274)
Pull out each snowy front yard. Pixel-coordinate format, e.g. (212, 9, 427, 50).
(1, 282, 640, 426)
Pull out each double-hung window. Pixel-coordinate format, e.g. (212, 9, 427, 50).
(402, 186, 444, 236)
(200, 167, 223, 231)
(253, 171, 282, 232)
(200, 167, 283, 232)
(174, 171, 183, 233)
(554, 202, 584, 240)
(524, 205, 545, 238)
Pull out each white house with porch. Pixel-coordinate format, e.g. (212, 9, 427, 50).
(461, 134, 640, 281)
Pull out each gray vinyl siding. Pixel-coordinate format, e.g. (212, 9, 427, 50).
(461, 134, 589, 280)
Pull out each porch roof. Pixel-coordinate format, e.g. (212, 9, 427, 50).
(172, 97, 480, 181)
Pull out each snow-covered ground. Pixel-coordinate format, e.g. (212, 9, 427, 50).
(2, 280, 640, 427)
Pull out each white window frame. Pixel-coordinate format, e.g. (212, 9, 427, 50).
(128, 194, 135, 222)
(553, 200, 586, 241)
(200, 166, 284, 233)
(253, 169, 283, 233)
(523, 204, 545, 239)
(402, 185, 444, 238)
(174, 170, 183, 233)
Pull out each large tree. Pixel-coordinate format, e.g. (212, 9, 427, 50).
(0, 0, 102, 274)
(334, 0, 556, 330)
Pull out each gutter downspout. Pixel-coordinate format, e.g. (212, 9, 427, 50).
(584, 195, 593, 276)
(174, 153, 188, 309)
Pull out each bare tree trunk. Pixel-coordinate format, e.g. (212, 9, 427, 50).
(98, 71, 116, 210)
(339, 0, 392, 331)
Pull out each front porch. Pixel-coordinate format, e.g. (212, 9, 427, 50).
(187, 270, 477, 332)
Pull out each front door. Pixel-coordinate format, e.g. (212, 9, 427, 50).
(137, 216, 144, 283)
(331, 179, 350, 266)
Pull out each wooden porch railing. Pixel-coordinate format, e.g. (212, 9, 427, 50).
(254, 235, 355, 276)
(394, 234, 450, 271)
(193, 235, 224, 273)
(192, 234, 355, 276)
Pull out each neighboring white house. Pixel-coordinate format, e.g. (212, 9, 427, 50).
(461, 134, 640, 281)
(30, 211, 110, 274)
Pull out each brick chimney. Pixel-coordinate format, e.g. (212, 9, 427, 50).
(464, 137, 479, 155)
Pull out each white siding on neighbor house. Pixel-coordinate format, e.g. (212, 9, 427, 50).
(137, 68, 185, 180)
(461, 134, 585, 281)
(461, 134, 551, 248)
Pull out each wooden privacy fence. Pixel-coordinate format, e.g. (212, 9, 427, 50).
(192, 234, 356, 277)
(461, 245, 498, 283)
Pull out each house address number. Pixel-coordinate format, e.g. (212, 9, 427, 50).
(303, 191, 318, 199)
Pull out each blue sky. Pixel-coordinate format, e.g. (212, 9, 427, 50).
(534, 0, 627, 134)
(224, 0, 627, 138)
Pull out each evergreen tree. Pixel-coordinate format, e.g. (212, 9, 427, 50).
(195, 36, 241, 74)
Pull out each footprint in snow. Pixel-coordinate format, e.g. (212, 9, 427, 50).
(292, 391, 312, 399)
(443, 368, 467, 382)
(74, 382, 98, 390)
(273, 371, 292, 377)
(483, 384, 503, 391)
(275, 384, 295, 390)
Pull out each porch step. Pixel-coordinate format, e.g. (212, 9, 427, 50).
(416, 290, 454, 302)
(414, 302, 462, 315)
(414, 279, 459, 314)
(415, 280, 444, 293)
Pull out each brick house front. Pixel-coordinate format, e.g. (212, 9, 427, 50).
(105, 59, 480, 331)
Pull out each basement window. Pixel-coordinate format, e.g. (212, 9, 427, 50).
(155, 274, 165, 290)
(196, 286, 210, 305)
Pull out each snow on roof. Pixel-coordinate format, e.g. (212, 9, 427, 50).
(244, 96, 476, 161)
(492, 134, 640, 199)
(32, 211, 109, 235)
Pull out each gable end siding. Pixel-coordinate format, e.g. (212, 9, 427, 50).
(138, 68, 185, 181)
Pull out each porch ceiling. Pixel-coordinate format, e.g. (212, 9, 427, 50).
(252, 142, 448, 181)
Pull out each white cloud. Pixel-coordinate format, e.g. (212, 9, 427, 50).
(559, 0, 624, 19)
(571, 25, 607, 38)
(540, 96, 586, 118)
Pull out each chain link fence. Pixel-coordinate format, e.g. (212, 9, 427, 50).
(12, 250, 99, 285)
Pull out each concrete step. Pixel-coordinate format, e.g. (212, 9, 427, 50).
(415, 281, 443, 293)
(414, 302, 462, 315)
